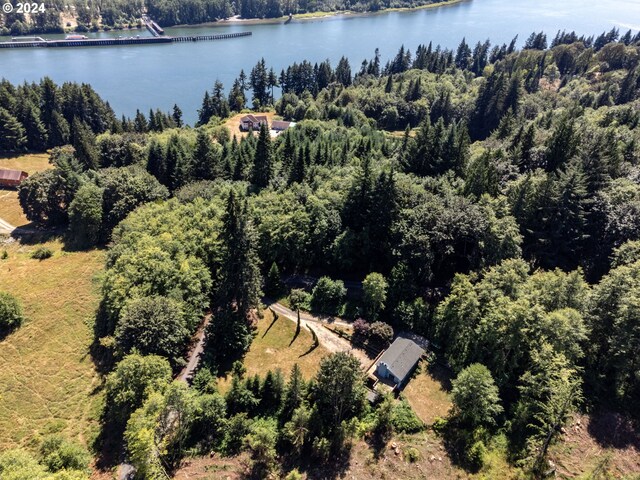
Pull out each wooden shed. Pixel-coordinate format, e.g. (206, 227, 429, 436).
(0, 169, 28, 188)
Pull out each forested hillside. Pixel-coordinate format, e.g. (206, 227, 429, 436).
(1, 27, 640, 478)
(0, 0, 451, 35)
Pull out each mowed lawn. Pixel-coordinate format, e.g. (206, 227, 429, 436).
(0, 239, 104, 451)
(0, 154, 52, 227)
(218, 308, 328, 392)
(402, 361, 453, 425)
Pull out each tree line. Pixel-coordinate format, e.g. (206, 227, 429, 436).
(0, 0, 454, 35)
(6, 30, 640, 476)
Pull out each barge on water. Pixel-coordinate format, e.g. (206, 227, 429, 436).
(0, 31, 251, 49)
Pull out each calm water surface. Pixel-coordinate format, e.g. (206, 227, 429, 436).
(1, 0, 639, 123)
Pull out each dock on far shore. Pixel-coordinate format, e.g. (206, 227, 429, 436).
(0, 24, 251, 49)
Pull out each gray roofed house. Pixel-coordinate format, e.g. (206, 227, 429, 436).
(375, 336, 425, 389)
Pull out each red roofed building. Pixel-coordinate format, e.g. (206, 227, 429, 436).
(240, 114, 268, 131)
(0, 169, 28, 188)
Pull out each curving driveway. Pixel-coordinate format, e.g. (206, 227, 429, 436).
(267, 302, 371, 368)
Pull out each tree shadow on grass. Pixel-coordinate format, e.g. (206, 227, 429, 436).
(92, 416, 127, 471)
(89, 300, 116, 375)
(586, 410, 640, 450)
(296, 445, 353, 480)
(262, 308, 279, 338)
(10, 227, 61, 245)
(298, 341, 319, 358)
(298, 324, 319, 357)
(0, 325, 20, 341)
(365, 430, 390, 460)
(288, 310, 301, 347)
(427, 361, 453, 393)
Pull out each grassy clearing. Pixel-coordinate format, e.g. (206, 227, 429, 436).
(0, 154, 52, 227)
(402, 361, 453, 425)
(223, 112, 277, 140)
(0, 190, 27, 227)
(0, 153, 51, 175)
(0, 238, 104, 451)
(217, 308, 328, 392)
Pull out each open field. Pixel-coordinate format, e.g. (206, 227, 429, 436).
(0, 154, 52, 228)
(402, 361, 453, 426)
(0, 153, 51, 175)
(0, 190, 26, 227)
(217, 307, 328, 393)
(0, 238, 104, 451)
(549, 412, 640, 478)
(223, 112, 278, 140)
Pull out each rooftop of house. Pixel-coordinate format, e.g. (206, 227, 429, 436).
(0, 169, 27, 182)
(271, 120, 294, 130)
(376, 335, 425, 383)
(241, 114, 268, 123)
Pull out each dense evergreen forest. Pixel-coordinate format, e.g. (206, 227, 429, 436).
(0, 0, 450, 35)
(1, 27, 640, 478)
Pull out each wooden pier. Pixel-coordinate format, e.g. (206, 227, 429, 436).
(142, 15, 165, 37)
(0, 31, 251, 49)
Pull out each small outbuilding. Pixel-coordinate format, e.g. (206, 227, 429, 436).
(271, 120, 295, 132)
(240, 114, 269, 131)
(375, 335, 425, 389)
(0, 169, 28, 188)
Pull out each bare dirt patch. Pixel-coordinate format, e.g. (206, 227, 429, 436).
(174, 452, 250, 479)
(550, 411, 640, 478)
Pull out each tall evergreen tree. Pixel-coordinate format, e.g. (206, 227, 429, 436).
(147, 139, 168, 186)
(280, 364, 306, 423)
(206, 191, 262, 369)
(217, 190, 262, 316)
(335, 56, 352, 86)
(250, 59, 269, 107)
(193, 129, 218, 180)
(172, 104, 183, 128)
(71, 118, 99, 170)
(165, 134, 191, 190)
(545, 116, 579, 172)
(0, 107, 26, 151)
(252, 123, 273, 189)
(197, 91, 214, 127)
(48, 110, 70, 148)
(20, 101, 48, 151)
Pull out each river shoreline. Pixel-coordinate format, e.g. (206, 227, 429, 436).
(168, 0, 467, 30)
(0, 0, 465, 39)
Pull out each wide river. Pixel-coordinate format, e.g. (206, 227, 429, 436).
(1, 0, 639, 123)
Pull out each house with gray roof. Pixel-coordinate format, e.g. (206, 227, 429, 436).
(375, 335, 425, 389)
